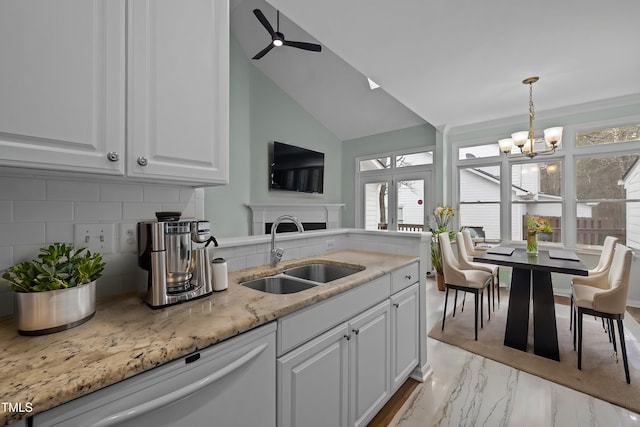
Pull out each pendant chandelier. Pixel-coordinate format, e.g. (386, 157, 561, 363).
(498, 76, 563, 159)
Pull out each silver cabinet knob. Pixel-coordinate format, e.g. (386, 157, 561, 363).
(107, 152, 119, 162)
(137, 156, 149, 166)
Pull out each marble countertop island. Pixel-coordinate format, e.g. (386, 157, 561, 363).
(0, 249, 417, 426)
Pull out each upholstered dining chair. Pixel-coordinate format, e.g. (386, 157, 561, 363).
(439, 232, 492, 341)
(569, 235, 619, 331)
(572, 243, 633, 384)
(460, 229, 500, 310)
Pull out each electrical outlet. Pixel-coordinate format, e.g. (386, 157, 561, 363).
(73, 223, 115, 254)
(119, 222, 138, 253)
(325, 239, 335, 250)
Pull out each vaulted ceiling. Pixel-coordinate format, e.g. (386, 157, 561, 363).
(231, 0, 640, 140)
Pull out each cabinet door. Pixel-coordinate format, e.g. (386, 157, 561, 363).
(349, 301, 391, 427)
(390, 283, 420, 392)
(128, 0, 229, 185)
(278, 323, 350, 427)
(0, 0, 125, 175)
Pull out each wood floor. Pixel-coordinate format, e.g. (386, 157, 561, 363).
(367, 378, 420, 427)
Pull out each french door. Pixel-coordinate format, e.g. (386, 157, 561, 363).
(360, 171, 431, 232)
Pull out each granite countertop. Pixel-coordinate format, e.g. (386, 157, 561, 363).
(0, 249, 417, 426)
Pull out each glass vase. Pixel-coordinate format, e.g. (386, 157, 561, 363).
(526, 232, 538, 255)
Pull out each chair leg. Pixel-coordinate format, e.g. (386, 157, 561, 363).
(569, 293, 573, 331)
(571, 306, 578, 351)
(496, 267, 500, 308)
(578, 309, 583, 370)
(487, 285, 491, 321)
(453, 290, 458, 317)
(609, 318, 618, 355)
(474, 290, 479, 341)
(461, 292, 466, 312)
(442, 287, 449, 331)
(617, 318, 631, 384)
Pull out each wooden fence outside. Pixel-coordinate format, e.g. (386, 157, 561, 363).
(377, 216, 626, 245)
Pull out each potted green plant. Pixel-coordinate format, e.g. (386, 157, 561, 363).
(2, 243, 106, 335)
(430, 205, 457, 291)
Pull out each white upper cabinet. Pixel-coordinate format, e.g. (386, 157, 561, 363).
(0, 0, 126, 175)
(0, 0, 229, 186)
(127, 0, 229, 185)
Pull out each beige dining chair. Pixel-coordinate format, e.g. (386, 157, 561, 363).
(439, 232, 492, 341)
(460, 229, 500, 310)
(572, 243, 633, 384)
(569, 235, 619, 331)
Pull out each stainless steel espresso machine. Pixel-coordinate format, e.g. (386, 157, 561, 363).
(138, 212, 217, 308)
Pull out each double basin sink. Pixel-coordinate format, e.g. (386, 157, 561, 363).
(241, 263, 364, 294)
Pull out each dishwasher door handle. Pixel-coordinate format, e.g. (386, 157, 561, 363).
(88, 343, 268, 427)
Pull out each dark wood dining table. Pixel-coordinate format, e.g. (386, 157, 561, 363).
(473, 247, 588, 361)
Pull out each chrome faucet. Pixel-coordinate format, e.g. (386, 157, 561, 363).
(271, 215, 305, 266)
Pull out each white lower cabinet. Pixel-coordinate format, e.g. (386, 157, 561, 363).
(278, 301, 391, 427)
(391, 283, 420, 392)
(32, 323, 276, 427)
(278, 322, 350, 427)
(349, 301, 391, 427)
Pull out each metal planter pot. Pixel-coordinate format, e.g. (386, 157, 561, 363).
(15, 281, 96, 335)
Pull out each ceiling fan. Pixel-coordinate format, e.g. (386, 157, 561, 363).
(251, 9, 322, 60)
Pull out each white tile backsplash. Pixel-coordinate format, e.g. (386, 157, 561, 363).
(47, 180, 100, 201)
(143, 185, 180, 203)
(75, 201, 123, 221)
(0, 201, 11, 222)
(45, 222, 75, 244)
(100, 183, 144, 202)
(14, 201, 74, 222)
(0, 177, 45, 200)
(0, 174, 202, 317)
(0, 222, 46, 246)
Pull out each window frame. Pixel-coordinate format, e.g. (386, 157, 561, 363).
(451, 115, 640, 249)
(355, 147, 435, 231)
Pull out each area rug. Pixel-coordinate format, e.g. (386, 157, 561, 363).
(428, 297, 640, 414)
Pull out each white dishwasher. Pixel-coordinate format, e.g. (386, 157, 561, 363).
(33, 323, 276, 427)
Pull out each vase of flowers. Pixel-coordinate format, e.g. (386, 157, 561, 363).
(525, 215, 551, 255)
(430, 205, 456, 291)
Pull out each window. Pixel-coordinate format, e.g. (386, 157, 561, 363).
(511, 161, 563, 243)
(575, 126, 640, 248)
(453, 120, 640, 248)
(459, 164, 501, 241)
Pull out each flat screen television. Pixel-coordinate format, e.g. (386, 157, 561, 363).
(270, 141, 324, 194)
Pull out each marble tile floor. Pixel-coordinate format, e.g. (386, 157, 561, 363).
(390, 280, 640, 427)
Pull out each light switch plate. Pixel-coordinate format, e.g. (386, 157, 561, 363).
(73, 223, 115, 254)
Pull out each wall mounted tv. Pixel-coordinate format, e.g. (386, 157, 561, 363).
(270, 141, 324, 194)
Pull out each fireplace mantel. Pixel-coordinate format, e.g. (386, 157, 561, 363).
(247, 203, 344, 235)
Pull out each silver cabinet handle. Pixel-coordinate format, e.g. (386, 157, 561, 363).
(393, 303, 400, 308)
(344, 334, 351, 341)
(137, 156, 149, 166)
(107, 152, 119, 162)
(352, 328, 360, 335)
(405, 275, 412, 280)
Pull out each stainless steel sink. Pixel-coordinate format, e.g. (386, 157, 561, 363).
(241, 275, 318, 294)
(283, 263, 363, 283)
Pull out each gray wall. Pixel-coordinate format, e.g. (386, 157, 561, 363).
(204, 36, 342, 237)
(341, 124, 437, 228)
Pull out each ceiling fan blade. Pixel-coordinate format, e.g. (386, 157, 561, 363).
(252, 43, 274, 60)
(253, 9, 275, 36)
(283, 40, 322, 52)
